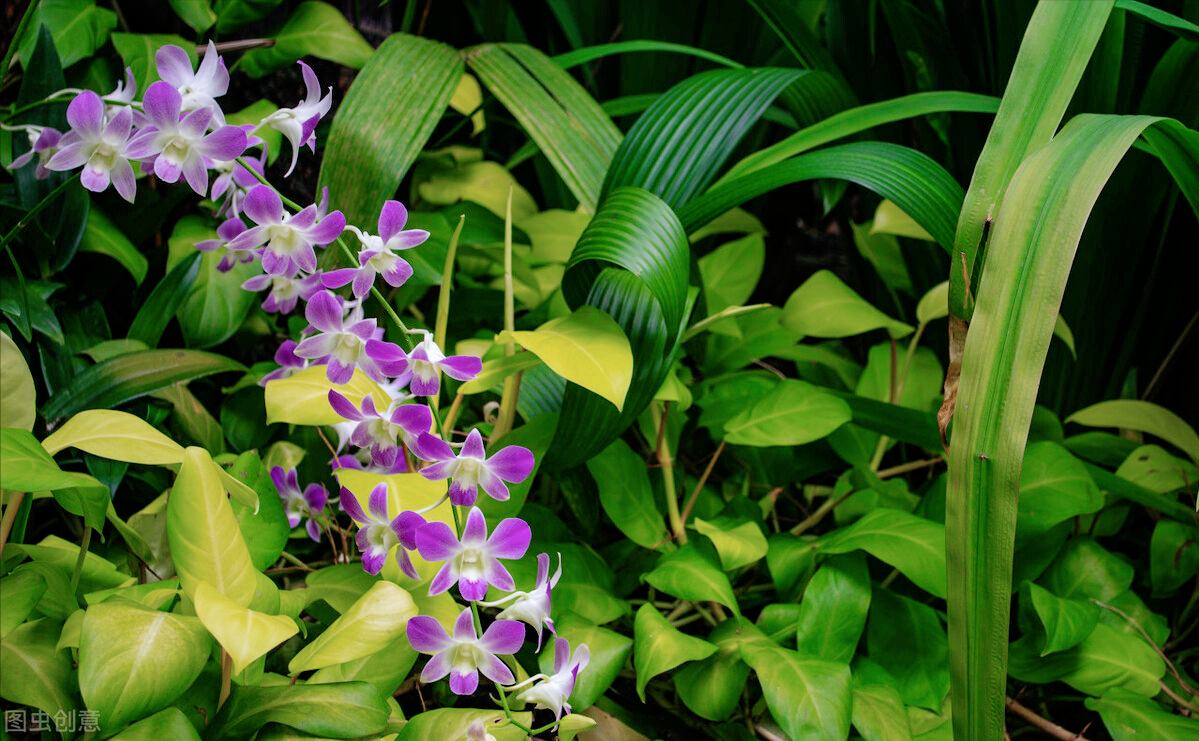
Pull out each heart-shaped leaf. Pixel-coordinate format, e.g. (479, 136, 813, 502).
(632, 603, 718, 701)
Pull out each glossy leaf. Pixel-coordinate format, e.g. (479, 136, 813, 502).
(742, 645, 852, 741)
(916, 282, 950, 325)
(1016, 441, 1103, 538)
(1085, 688, 1199, 740)
(821, 508, 947, 599)
(782, 270, 912, 339)
(633, 603, 718, 701)
(851, 221, 912, 296)
(1066, 399, 1199, 467)
(240, 0, 373, 76)
(79, 207, 148, 285)
(193, 582, 297, 675)
(307, 632, 418, 698)
(42, 409, 184, 463)
(642, 540, 740, 617)
(289, 581, 415, 673)
(17, 0, 117, 69)
(496, 305, 633, 411)
(1008, 623, 1164, 697)
(476, 413, 557, 520)
(0, 570, 46, 638)
(698, 234, 765, 318)
(538, 613, 632, 710)
(693, 518, 768, 571)
(1149, 520, 1199, 596)
(852, 683, 914, 741)
(674, 618, 767, 721)
(723, 379, 851, 447)
(1020, 582, 1100, 655)
(866, 590, 949, 711)
(167, 447, 258, 606)
(1039, 537, 1134, 603)
(0, 619, 80, 725)
(169, 216, 258, 349)
(586, 438, 668, 550)
(396, 709, 530, 741)
(227, 452, 291, 571)
(109, 707, 201, 741)
(303, 565, 378, 614)
(205, 682, 390, 741)
(264, 366, 389, 426)
(79, 599, 212, 733)
(795, 553, 871, 664)
(0, 332, 35, 431)
(127, 251, 201, 349)
(1, 428, 108, 531)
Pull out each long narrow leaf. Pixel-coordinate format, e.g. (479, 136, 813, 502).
(553, 40, 743, 70)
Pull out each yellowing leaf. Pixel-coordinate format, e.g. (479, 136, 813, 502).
(289, 581, 416, 673)
(193, 582, 297, 675)
(496, 306, 633, 411)
(781, 270, 912, 339)
(264, 367, 389, 426)
(42, 409, 184, 463)
(449, 73, 486, 135)
(0, 332, 35, 431)
(418, 160, 537, 221)
(871, 199, 934, 241)
(517, 209, 591, 263)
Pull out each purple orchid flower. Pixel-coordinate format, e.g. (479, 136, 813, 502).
(413, 428, 535, 507)
(293, 291, 406, 384)
(125, 81, 247, 197)
(416, 506, 531, 601)
(483, 552, 562, 651)
(256, 61, 332, 176)
(242, 268, 324, 314)
(339, 483, 425, 578)
(260, 340, 310, 386)
(393, 331, 482, 397)
(407, 608, 525, 696)
(156, 41, 230, 124)
(8, 125, 62, 179)
(210, 147, 265, 218)
(195, 217, 260, 273)
(328, 390, 433, 468)
(270, 466, 327, 541)
(44, 92, 138, 201)
(512, 638, 591, 720)
(332, 450, 409, 475)
(225, 185, 346, 276)
(323, 200, 428, 299)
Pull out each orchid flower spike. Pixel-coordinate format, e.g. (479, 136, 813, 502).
(156, 41, 230, 124)
(339, 483, 425, 578)
(416, 506, 531, 601)
(225, 185, 345, 276)
(327, 389, 433, 468)
(406, 607, 525, 696)
(7, 125, 62, 180)
(391, 330, 481, 397)
(258, 60, 332, 176)
(293, 290, 407, 384)
(483, 552, 561, 650)
(270, 466, 327, 541)
(413, 428, 535, 507)
(260, 340, 311, 386)
(513, 638, 591, 721)
(241, 268, 324, 314)
(323, 200, 428, 299)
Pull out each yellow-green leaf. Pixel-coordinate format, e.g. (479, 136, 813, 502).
(693, 518, 769, 570)
(194, 582, 298, 675)
(723, 379, 851, 447)
(289, 581, 416, 673)
(418, 159, 538, 221)
(496, 305, 633, 411)
(264, 366, 389, 426)
(0, 331, 35, 431)
(633, 603, 718, 701)
(781, 270, 913, 339)
(915, 281, 950, 325)
(1066, 399, 1199, 467)
(449, 73, 486, 136)
(41, 409, 184, 462)
(871, 199, 934, 241)
(458, 352, 543, 395)
(518, 209, 592, 263)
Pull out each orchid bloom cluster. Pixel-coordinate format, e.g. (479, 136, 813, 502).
(7, 38, 588, 730)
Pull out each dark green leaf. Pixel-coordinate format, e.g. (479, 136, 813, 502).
(866, 590, 949, 710)
(240, 1, 374, 77)
(1019, 582, 1101, 655)
(586, 438, 668, 550)
(205, 682, 389, 741)
(742, 645, 852, 741)
(796, 553, 871, 664)
(127, 252, 202, 348)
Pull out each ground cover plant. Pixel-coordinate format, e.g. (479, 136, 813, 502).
(1, 1, 1198, 740)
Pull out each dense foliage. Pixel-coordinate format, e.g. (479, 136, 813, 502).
(1, 1, 1198, 740)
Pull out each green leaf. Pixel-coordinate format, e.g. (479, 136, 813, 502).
(782, 270, 913, 339)
(79, 207, 148, 285)
(110, 707, 201, 741)
(167, 447, 259, 607)
(193, 582, 297, 675)
(17, 0, 117, 69)
(264, 366, 388, 426)
(154, 384, 223, 453)
(586, 439, 668, 550)
(417, 158, 538, 221)
(767, 533, 819, 602)
(0, 428, 108, 532)
(872, 199, 934, 242)
(1114, 0, 1199, 42)
(866, 590, 949, 711)
(642, 540, 740, 617)
(81, 338, 150, 363)
(795, 553, 871, 664)
(496, 305, 633, 411)
(240, 1, 373, 77)
(723, 379, 851, 447)
(1065, 399, 1199, 467)
(458, 352, 543, 395)
(673, 618, 766, 721)
(1008, 623, 1165, 697)
(1038, 537, 1133, 603)
(168, 216, 258, 349)
(855, 343, 943, 413)
(0, 331, 36, 431)
(851, 221, 913, 296)
(205, 682, 390, 741)
(693, 518, 768, 571)
(538, 613, 631, 710)
(852, 683, 914, 741)
(742, 645, 852, 741)
(227, 452, 290, 570)
(553, 40, 743, 71)
(110, 32, 194, 91)
(916, 282, 949, 326)
(632, 603, 718, 701)
(467, 44, 621, 212)
(395, 709, 531, 741)
(167, 0, 216, 32)
(307, 632, 418, 697)
(1085, 688, 1199, 740)
(1116, 445, 1198, 495)
(0, 619, 80, 724)
(820, 508, 947, 599)
(702, 307, 801, 376)
(1016, 441, 1103, 538)
(42, 409, 184, 463)
(1149, 520, 1199, 597)
(319, 33, 463, 229)
(289, 581, 416, 673)
(303, 565, 378, 614)
(79, 599, 212, 733)
(699, 234, 765, 318)
(0, 570, 46, 638)
(1020, 582, 1101, 655)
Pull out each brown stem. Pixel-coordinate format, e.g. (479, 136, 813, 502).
(1004, 696, 1090, 741)
(0, 491, 26, 560)
(679, 440, 726, 528)
(1143, 306, 1199, 401)
(790, 487, 857, 535)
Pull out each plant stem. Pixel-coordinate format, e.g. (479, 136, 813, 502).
(218, 649, 233, 709)
(790, 487, 857, 535)
(1004, 696, 1089, 741)
(1, 1, 37, 84)
(680, 440, 725, 529)
(0, 492, 24, 560)
(0, 173, 80, 249)
(656, 403, 686, 544)
(491, 189, 519, 443)
(68, 526, 92, 604)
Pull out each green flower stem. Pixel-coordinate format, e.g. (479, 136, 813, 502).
(0, 173, 81, 249)
(655, 402, 686, 544)
(69, 526, 92, 605)
(491, 189, 519, 443)
(0, 491, 26, 562)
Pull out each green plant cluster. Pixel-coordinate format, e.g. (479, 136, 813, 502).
(2, 1, 1198, 740)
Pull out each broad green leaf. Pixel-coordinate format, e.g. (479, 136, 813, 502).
(866, 590, 949, 711)
(194, 582, 297, 675)
(872, 199, 934, 242)
(396, 709, 530, 741)
(418, 158, 538, 221)
(79, 207, 148, 285)
(538, 613, 631, 710)
(307, 632, 418, 697)
(167, 447, 258, 606)
(821, 508, 947, 599)
(1085, 687, 1199, 740)
(1020, 582, 1101, 655)
(467, 44, 621, 212)
(128, 252, 202, 348)
(154, 383, 223, 453)
(855, 343, 943, 413)
(289, 581, 416, 673)
(42, 348, 244, 421)
(1008, 623, 1165, 698)
(205, 682, 390, 741)
(168, 216, 258, 349)
(1016, 441, 1103, 537)
(633, 603, 718, 701)
(1038, 537, 1133, 603)
(42, 409, 184, 463)
(742, 645, 852, 741)
(723, 379, 851, 447)
(795, 553, 871, 664)
(0, 428, 108, 531)
(17, 0, 117, 69)
(1116, 445, 1198, 494)
(264, 366, 389, 426)
(0, 331, 36, 431)
(557, 714, 599, 741)
(496, 305, 633, 411)
(303, 565, 378, 614)
(782, 270, 912, 339)
(18, 537, 133, 595)
(916, 282, 949, 325)
(81, 338, 150, 363)
(518, 209, 591, 263)
(674, 618, 766, 721)
(702, 307, 802, 376)
(851, 221, 913, 295)
(585, 439, 667, 550)
(0, 619, 80, 725)
(240, 0, 373, 77)
(319, 33, 463, 228)
(682, 303, 774, 342)
(79, 599, 212, 733)
(167, 0, 216, 32)
(1149, 520, 1199, 597)
(458, 352, 542, 395)
(693, 518, 768, 571)
(110, 32, 193, 90)
(1066, 399, 1199, 467)
(699, 234, 765, 317)
(110, 706, 201, 741)
(767, 533, 820, 602)
(1097, 590, 1170, 649)
(0, 570, 46, 638)
(695, 372, 779, 433)
(226, 453, 288, 570)
(852, 683, 914, 741)
(642, 540, 740, 617)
